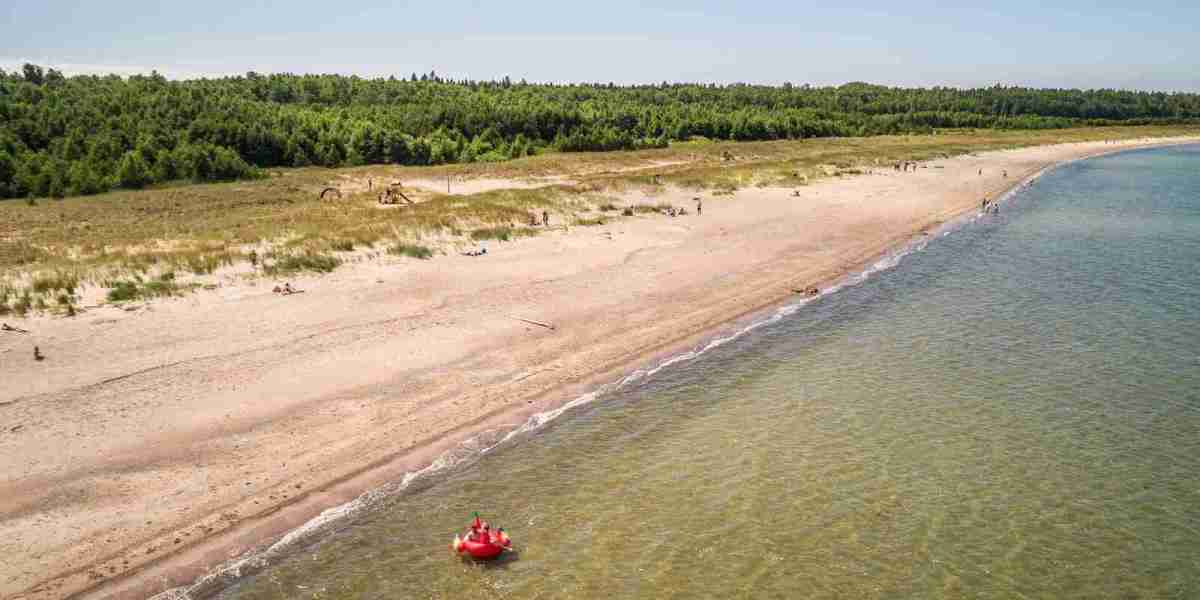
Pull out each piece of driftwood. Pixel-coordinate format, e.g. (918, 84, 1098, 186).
(320, 187, 342, 200)
(512, 316, 555, 330)
(1, 323, 29, 334)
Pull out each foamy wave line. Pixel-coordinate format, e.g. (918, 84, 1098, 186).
(155, 228, 937, 600)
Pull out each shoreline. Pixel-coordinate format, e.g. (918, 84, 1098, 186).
(4, 137, 1197, 600)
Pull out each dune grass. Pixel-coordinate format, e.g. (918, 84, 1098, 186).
(388, 243, 435, 259)
(263, 252, 342, 276)
(105, 272, 188, 303)
(1, 125, 1197, 314)
(469, 226, 541, 242)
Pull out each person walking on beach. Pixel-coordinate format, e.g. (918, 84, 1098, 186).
(543, 210, 550, 227)
(696, 198, 702, 216)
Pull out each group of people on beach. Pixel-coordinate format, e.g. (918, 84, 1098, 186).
(981, 196, 999, 215)
(462, 518, 508, 546)
(662, 198, 702, 217)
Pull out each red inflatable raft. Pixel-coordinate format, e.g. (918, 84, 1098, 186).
(452, 514, 512, 560)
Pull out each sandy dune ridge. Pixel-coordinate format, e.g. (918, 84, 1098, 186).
(1, 137, 1195, 599)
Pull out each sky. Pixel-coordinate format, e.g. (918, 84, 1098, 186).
(2, 0, 1198, 91)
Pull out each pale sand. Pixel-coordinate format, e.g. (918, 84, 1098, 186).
(1, 137, 1195, 599)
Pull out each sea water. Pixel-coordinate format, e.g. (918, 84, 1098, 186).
(210, 145, 1200, 599)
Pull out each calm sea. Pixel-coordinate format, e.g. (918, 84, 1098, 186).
(206, 144, 1200, 599)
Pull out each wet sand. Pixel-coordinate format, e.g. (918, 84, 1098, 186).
(1, 136, 1195, 599)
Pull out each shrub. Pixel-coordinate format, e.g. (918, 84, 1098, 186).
(106, 281, 141, 302)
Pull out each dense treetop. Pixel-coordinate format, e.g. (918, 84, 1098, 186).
(3, 64, 1199, 199)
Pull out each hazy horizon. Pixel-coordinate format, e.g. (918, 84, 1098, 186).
(3, 1, 1198, 92)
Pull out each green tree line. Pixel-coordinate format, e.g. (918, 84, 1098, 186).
(3, 63, 1199, 200)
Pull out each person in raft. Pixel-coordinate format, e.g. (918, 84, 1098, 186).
(463, 514, 490, 542)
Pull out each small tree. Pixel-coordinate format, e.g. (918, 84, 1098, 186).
(117, 150, 151, 188)
(22, 63, 44, 85)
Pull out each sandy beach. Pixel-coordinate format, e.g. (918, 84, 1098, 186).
(1, 136, 1195, 599)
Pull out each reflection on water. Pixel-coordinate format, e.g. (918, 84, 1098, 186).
(214, 145, 1200, 599)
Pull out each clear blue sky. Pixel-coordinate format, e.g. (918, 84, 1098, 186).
(2, 0, 1197, 91)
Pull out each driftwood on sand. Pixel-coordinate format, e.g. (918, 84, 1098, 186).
(320, 187, 342, 200)
(512, 316, 555, 330)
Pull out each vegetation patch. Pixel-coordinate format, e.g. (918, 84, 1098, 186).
(0, 241, 50, 268)
(469, 226, 540, 242)
(31, 271, 78, 294)
(180, 252, 239, 275)
(4, 64, 1200, 205)
(387, 243, 434, 259)
(330, 239, 357, 252)
(264, 252, 341, 275)
(3, 124, 1199, 316)
(631, 203, 675, 214)
(105, 273, 184, 302)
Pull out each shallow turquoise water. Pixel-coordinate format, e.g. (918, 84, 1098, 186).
(212, 145, 1200, 599)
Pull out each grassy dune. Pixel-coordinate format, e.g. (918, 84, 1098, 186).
(2, 125, 1197, 316)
